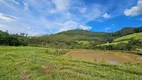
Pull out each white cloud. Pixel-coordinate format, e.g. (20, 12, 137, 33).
(0, 20, 45, 36)
(79, 25, 92, 30)
(102, 13, 111, 19)
(57, 21, 79, 32)
(80, 8, 87, 13)
(52, 0, 70, 11)
(57, 21, 92, 32)
(124, 0, 142, 16)
(12, 0, 19, 5)
(0, 13, 16, 22)
(0, 0, 107, 36)
(23, 1, 29, 11)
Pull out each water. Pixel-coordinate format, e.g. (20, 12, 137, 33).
(64, 50, 142, 64)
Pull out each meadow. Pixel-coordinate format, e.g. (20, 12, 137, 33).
(0, 46, 142, 80)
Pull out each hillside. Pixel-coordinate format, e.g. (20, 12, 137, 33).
(112, 26, 142, 37)
(28, 30, 111, 48)
(101, 32, 142, 45)
(98, 32, 142, 51)
(114, 32, 142, 42)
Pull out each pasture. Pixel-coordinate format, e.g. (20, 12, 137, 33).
(0, 46, 142, 80)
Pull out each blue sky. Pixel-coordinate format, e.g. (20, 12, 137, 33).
(0, 0, 142, 36)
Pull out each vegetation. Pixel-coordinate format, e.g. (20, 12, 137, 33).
(27, 30, 110, 49)
(0, 26, 142, 80)
(114, 32, 142, 42)
(98, 32, 142, 51)
(0, 26, 142, 50)
(0, 30, 28, 46)
(112, 26, 142, 37)
(0, 46, 142, 80)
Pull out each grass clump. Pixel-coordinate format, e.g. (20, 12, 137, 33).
(45, 48, 69, 55)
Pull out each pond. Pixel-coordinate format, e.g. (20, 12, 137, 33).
(64, 50, 142, 64)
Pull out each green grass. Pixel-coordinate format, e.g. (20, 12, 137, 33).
(76, 41, 90, 45)
(0, 46, 142, 80)
(99, 32, 142, 46)
(114, 32, 142, 42)
(99, 41, 128, 46)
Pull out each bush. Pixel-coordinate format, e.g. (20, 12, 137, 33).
(0, 31, 28, 46)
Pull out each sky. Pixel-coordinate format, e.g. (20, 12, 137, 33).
(0, 0, 142, 36)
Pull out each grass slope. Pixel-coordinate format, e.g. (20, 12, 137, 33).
(114, 32, 142, 42)
(100, 32, 142, 46)
(0, 46, 142, 80)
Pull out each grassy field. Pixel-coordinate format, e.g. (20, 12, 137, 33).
(0, 46, 142, 80)
(114, 32, 142, 42)
(99, 41, 128, 46)
(99, 32, 142, 46)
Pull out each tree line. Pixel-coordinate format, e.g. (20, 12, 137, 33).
(0, 30, 28, 46)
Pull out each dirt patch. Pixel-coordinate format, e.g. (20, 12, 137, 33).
(21, 71, 29, 80)
(43, 65, 59, 75)
(64, 50, 142, 64)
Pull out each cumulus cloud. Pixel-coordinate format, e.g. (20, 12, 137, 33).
(124, 0, 142, 16)
(102, 13, 111, 19)
(52, 0, 70, 11)
(79, 25, 92, 30)
(57, 21, 79, 32)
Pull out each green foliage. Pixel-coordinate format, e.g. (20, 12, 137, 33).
(27, 30, 110, 49)
(98, 29, 142, 51)
(112, 26, 142, 37)
(1, 26, 142, 49)
(0, 30, 27, 46)
(97, 39, 142, 51)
